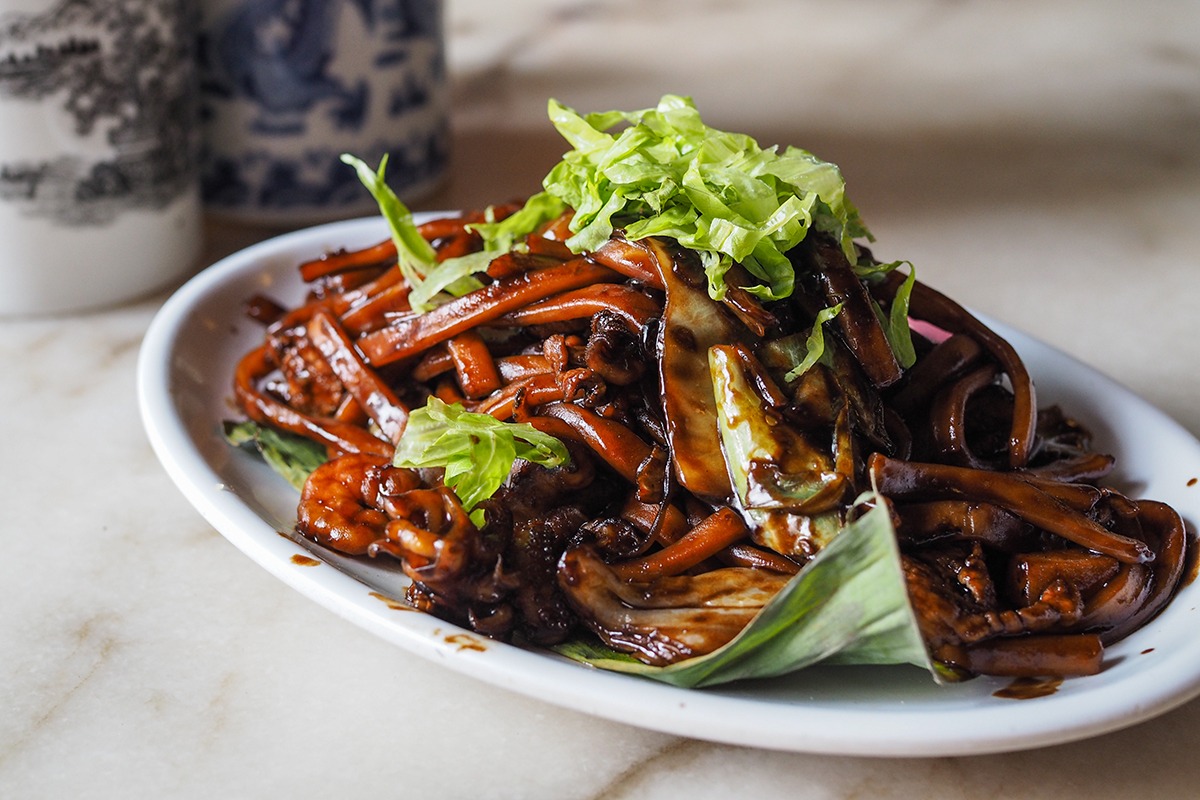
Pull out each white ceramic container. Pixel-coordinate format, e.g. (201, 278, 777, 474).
(0, 0, 202, 316)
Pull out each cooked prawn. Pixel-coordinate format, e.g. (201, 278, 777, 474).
(295, 453, 421, 555)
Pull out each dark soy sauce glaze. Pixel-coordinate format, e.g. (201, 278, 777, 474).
(993, 676, 1063, 700)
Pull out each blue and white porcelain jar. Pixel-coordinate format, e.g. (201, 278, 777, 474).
(197, 0, 448, 226)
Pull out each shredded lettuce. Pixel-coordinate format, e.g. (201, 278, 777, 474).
(855, 260, 918, 370)
(344, 96, 874, 308)
(753, 304, 845, 384)
(527, 94, 870, 301)
(785, 303, 845, 382)
(406, 192, 571, 311)
(555, 493, 933, 688)
(343, 154, 505, 314)
(392, 398, 571, 527)
(340, 154, 437, 296)
(406, 252, 490, 313)
(468, 191, 568, 254)
(883, 264, 918, 369)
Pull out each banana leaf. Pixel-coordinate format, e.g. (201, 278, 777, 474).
(554, 496, 934, 688)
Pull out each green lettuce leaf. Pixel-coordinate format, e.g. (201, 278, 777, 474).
(531, 95, 869, 301)
(343, 154, 506, 314)
(223, 420, 328, 491)
(855, 259, 918, 370)
(344, 94, 874, 308)
(405, 192, 571, 312)
(392, 398, 571, 526)
(783, 302, 844, 382)
(554, 494, 933, 688)
(340, 154, 437, 300)
(882, 264, 918, 369)
(467, 191, 568, 254)
(406, 251, 491, 312)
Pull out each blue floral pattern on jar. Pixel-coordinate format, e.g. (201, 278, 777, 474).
(198, 0, 447, 224)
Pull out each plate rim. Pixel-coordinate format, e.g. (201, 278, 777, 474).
(137, 214, 1200, 757)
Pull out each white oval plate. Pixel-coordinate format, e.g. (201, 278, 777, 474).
(138, 216, 1200, 757)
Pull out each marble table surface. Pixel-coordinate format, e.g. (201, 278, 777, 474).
(3, 1, 1199, 797)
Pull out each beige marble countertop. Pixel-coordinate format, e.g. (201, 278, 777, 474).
(3, 1, 1200, 797)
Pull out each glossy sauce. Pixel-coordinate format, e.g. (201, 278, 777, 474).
(444, 633, 487, 652)
(1183, 535, 1200, 588)
(993, 676, 1063, 700)
(369, 591, 416, 611)
(290, 554, 321, 567)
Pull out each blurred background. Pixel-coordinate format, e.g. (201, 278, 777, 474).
(3, 1, 1199, 797)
